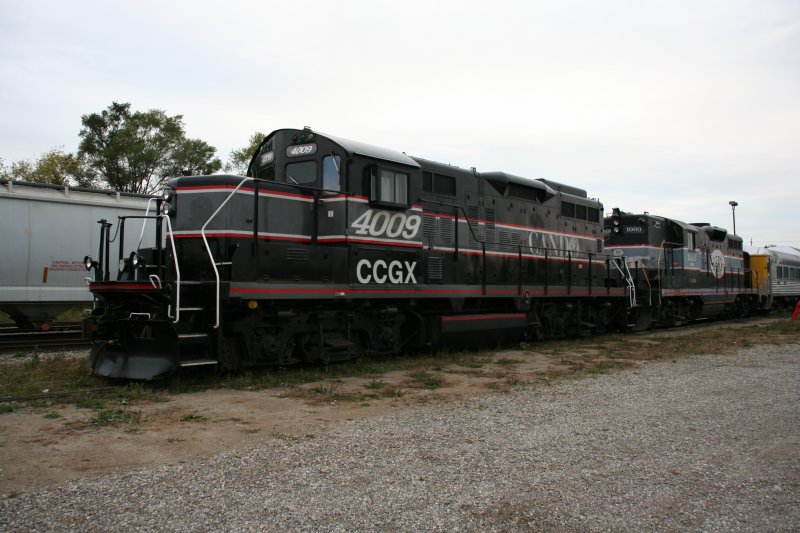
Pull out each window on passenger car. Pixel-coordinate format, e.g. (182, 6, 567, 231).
(370, 168, 408, 206)
(322, 155, 340, 191)
(285, 161, 317, 185)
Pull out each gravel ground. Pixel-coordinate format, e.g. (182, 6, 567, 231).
(2, 344, 799, 532)
(0, 348, 86, 366)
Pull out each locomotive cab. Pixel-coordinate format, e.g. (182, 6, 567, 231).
(86, 128, 430, 379)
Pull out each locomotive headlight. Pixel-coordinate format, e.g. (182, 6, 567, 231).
(84, 255, 93, 271)
(130, 251, 141, 267)
(613, 220, 619, 226)
(613, 227, 620, 233)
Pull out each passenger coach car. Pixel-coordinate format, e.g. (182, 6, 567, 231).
(747, 246, 800, 309)
(84, 127, 629, 379)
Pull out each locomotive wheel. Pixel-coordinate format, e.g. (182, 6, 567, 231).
(295, 333, 319, 363)
(219, 334, 243, 370)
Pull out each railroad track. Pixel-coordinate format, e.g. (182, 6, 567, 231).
(0, 328, 91, 353)
(0, 321, 83, 332)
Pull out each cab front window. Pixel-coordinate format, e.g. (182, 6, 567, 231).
(285, 161, 317, 185)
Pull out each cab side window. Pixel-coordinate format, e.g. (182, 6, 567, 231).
(369, 167, 409, 207)
(322, 155, 341, 191)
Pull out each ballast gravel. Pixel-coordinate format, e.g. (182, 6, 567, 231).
(2, 344, 799, 532)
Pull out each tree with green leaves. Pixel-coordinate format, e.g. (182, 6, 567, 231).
(225, 131, 266, 175)
(78, 102, 222, 194)
(0, 147, 94, 186)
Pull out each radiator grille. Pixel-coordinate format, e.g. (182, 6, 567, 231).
(286, 248, 309, 261)
(427, 254, 443, 281)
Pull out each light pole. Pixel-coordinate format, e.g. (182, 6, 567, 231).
(729, 201, 738, 235)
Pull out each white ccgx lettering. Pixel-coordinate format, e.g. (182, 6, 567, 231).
(356, 259, 417, 284)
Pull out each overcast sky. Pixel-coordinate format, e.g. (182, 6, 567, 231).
(2, 0, 798, 247)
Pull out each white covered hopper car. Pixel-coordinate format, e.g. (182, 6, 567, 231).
(0, 179, 154, 329)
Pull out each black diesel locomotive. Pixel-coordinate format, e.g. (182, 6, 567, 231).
(603, 209, 754, 330)
(83, 128, 632, 379)
(83, 128, 759, 379)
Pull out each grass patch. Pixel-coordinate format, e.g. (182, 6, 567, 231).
(54, 306, 92, 322)
(0, 353, 100, 399)
(0, 403, 20, 414)
(363, 379, 386, 390)
(380, 384, 404, 398)
(42, 411, 61, 419)
(89, 407, 144, 426)
(406, 370, 445, 389)
(75, 398, 107, 410)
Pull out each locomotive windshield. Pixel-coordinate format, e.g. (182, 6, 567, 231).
(249, 134, 342, 192)
(286, 161, 316, 184)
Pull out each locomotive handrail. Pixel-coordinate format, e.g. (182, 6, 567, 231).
(162, 214, 182, 323)
(419, 198, 487, 293)
(611, 258, 636, 308)
(201, 177, 255, 329)
(657, 240, 684, 280)
(136, 197, 158, 251)
(638, 262, 654, 307)
(116, 213, 166, 281)
(418, 199, 486, 245)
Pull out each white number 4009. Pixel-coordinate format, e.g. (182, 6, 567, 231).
(351, 209, 421, 239)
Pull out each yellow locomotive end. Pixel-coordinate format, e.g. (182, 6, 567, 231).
(749, 254, 771, 307)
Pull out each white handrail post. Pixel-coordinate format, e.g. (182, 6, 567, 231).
(201, 178, 254, 329)
(137, 197, 158, 250)
(162, 215, 182, 323)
